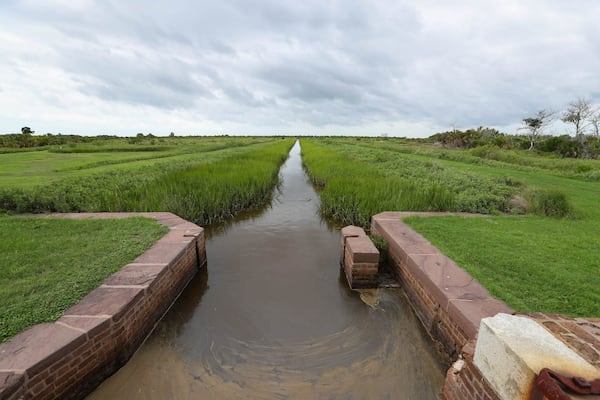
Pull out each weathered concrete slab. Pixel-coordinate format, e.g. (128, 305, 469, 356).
(474, 313, 600, 400)
(133, 241, 188, 264)
(57, 315, 112, 338)
(346, 236, 379, 264)
(104, 263, 169, 287)
(0, 212, 205, 400)
(0, 323, 85, 375)
(156, 229, 196, 244)
(448, 299, 513, 339)
(371, 211, 513, 358)
(0, 371, 24, 399)
(63, 286, 144, 319)
(340, 225, 366, 249)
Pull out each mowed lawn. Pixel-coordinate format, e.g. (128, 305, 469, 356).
(301, 138, 600, 317)
(0, 216, 168, 342)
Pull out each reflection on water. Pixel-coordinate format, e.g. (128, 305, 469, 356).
(88, 141, 445, 399)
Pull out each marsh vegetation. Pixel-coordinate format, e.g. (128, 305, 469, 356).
(301, 137, 600, 316)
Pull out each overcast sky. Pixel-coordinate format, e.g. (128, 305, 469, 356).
(1, 0, 599, 137)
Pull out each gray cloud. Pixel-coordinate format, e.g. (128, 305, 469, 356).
(1, 0, 600, 135)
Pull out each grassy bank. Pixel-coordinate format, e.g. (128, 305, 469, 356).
(301, 138, 520, 226)
(300, 137, 599, 317)
(0, 216, 168, 342)
(1, 137, 294, 225)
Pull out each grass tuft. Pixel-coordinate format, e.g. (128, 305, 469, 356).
(528, 189, 572, 217)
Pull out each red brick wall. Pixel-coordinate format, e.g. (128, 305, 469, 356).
(370, 212, 509, 400)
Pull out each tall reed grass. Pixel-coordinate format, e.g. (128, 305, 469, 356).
(1, 139, 293, 225)
(301, 139, 519, 227)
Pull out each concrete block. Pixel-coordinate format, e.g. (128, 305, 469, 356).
(346, 236, 379, 264)
(63, 286, 144, 319)
(340, 225, 366, 249)
(473, 313, 599, 400)
(104, 263, 169, 287)
(0, 323, 85, 375)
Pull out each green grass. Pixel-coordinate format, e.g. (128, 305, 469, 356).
(0, 138, 294, 225)
(301, 138, 519, 226)
(300, 137, 600, 317)
(0, 216, 168, 342)
(0, 136, 274, 189)
(403, 215, 600, 317)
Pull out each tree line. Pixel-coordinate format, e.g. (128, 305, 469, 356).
(0, 128, 122, 148)
(430, 98, 600, 158)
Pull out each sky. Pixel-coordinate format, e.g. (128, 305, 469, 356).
(1, 0, 599, 137)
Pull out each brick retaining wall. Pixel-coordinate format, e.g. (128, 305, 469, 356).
(0, 213, 206, 400)
(371, 212, 512, 361)
(371, 212, 600, 400)
(370, 212, 510, 399)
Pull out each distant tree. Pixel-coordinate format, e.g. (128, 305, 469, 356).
(518, 110, 554, 151)
(562, 98, 593, 154)
(21, 127, 34, 135)
(169, 131, 175, 137)
(590, 109, 600, 137)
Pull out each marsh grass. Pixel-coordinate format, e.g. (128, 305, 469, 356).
(0, 139, 294, 225)
(300, 138, 517, 226)
(0, 216, 168, 342)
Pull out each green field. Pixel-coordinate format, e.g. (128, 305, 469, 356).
(300, 137, 600, 317)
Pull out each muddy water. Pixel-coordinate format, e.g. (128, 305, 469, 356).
(88, 141, 445, 399)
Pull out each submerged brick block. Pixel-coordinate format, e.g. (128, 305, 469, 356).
(341, 227, 379, 289)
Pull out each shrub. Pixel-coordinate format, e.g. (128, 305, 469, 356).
(528, 189, 572, 217)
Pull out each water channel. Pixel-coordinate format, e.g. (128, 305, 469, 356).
(88, 141, 445, 399)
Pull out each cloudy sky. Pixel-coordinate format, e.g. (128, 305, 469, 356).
(1, 0, 599, 137)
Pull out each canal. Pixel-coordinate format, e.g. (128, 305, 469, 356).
(87, 141, 445, 399)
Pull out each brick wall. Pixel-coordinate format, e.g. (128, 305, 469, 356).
(0, 213, 206, 400)
(371, 212, 512, 361)
(370, 212, 511, 400)
(371, 212, 600, 400)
